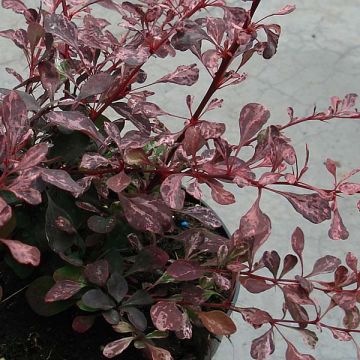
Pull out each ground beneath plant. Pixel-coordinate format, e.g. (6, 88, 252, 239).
(0, 263, 213, 360)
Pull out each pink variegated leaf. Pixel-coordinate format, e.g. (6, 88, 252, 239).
(338, 182, 360, 195)
(44, 13, 78, 49)
(332, 292, 357, 311)
(240, 308, 272, 329)
(160, 174, 185, 210)
(325, 158, 337, 178)
(328, 208, 349, 240)
(239, 103, 270, 145)
(186, 180, 203, 200)
(41, 169, 83, 196)
(279, 254, 298, 278)
(262, 24, 281, 59)
(279, 192, 331, 224)
(273, 5, 296, 16)
(250, 329, 275, 360)
(213, 273, 231, 291)
(175, 311, 192, 339)
(241, 278, 274, 293)
(147, 345, 173, 360)
(78, 72, 113, 100)
(0, 238, 40, 266)
(72, 315, 96, 333)
(27, 22, 44, 54)
(8, 179, 42, 205)
(343, 307, 360, 329)
(182, 126, 205, 156)
(46, 111, 103, 142)
(201, 49, 220, 75)
(103, 337, 134, 358)
(115, 47, 149, 66)
(104, 121, 122, 148)
(2, 0, 27, 13)
(156, 64, 199, 86)
(38, 61, 60, 100)
(307, 255, 341, 278)
(84, 259, 109, 287)
(285, 342, 315, 360)
(262, 250, 280, 278)
(133, 101, 167, 118)
(291, 227, 304, 259)
(45, 280, 85, 302)
(166, 260, 204, 281)
(204, 98, 223, 113)
(199, 120, 225, 139)
(0, 197, 12, 227)
(16, 143, 48, 171)
(0, 88, 39, 112)
(298, 329, 318, 349)
(198, 310, 236, 336)
(283, 285, 313, 305)
(107, 172, 131, 193)
(346, 252, 358, 272)
(258, 172, 282, 186)
(80, 154, 111, 169)
(328, 327, 352, 341)
(5, 67, 23, 83)
(235, 195, 271, 257)
(206, 17, 225, 44)
(150, 301, 183, 332)
(181, 206, 222, 228)
(206, 180, 235, 205)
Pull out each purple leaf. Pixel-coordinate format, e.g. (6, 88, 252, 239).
(235, 195, 271, 258)
(250, 329, 275, 360)
(2, 0, 27, 13)
(307, 255, 341, 277)
(27, 22, 44, 54)
(45, 280, 85, 302)
(198, 310, 236, 336)
(147, 345, 173, 360)
(343, 307, 360, 329)
(16, 143, 48, 171)
(182, 126, 205, 156)
(291, 227, 304, 259)
(239, 103, 270, 145)
(338, 182, 360, 195)
(346, 252, 358, 272)
(279, 254, 298, 278)
(0, 88, 39, 111)
(262, 24, 281, 60)
(44, 13, 78, 49)
(207, 180, 235, 205)
(0, 238, 40, 266)
(283, 285, 313, 305)
(0, 197, 12, 227)
(332, 292, 357, 311)
(156, 64, 199, 86)
(82, 289, 116, 310)
(46, 111, 103, 142)
(280, 192, 331, 224)
(285, 342, 315, 360)
(103, 337, 134, 358)
(72, 315, 96, 333)
(262, 250, 280, 278)
(106, 171, 131, 193)
(124, 307, 147, 331)
(241, 278, 274, 293)
(240, 307, 272, 329)
(160, 174, 185, 210)
(151, 301, 183, 331)
(8, 170, 42, 205)
(41, 168, 83, 196)
(38, 61, 60, 100)
(115, 46, 150, 66)
(181, 206, 222, 228)
(87, 216, 116, 234)
(107, 272, 128, 303)
(84, 259, 109, 287)
(104, 121, 122, 148)
(166, 260, 204, 281)
(118, 195, 173, 234)
(78, 72, 113, 100)
(328, 208, 349, 240)
(199, 120, 225, 139)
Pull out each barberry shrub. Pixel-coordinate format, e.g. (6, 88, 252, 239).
(0, 0, 360, 359)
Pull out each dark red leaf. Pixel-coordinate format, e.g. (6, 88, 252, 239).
(82, 289, 116, 310)
(182, 126, 205, 156)
(27, 22, 44, 54)
(291, 227, 304, 259)
(199, 120, 225, 139)
(72, 315, 96, 333)
(279, 254, 298, 278)
(156, 64, 199, 86)
(150, 301, 183, 331)
(181, 206, 222, 228)
(332, 292, 357, 311)
(343, 307, 360, 329)
(207, 179, 235, 205)
(263, 250, 280, 278)
(239, 103, 270, 145)
(160, 174, 185, 210)
(80, 154, 111, 169)
(16, 143, 48, 171)
(338, 182, 360, 195)
(329, 327, 352, 341)
(166, 260, 204, 281)
(2, 0, 27, 13)
(197, 310, 236, 336)
(106, 171, 131, 193)
(103, 337, 134, 358)
(280, 192, 331, 224)
(146, 345, 173, 360)
(41, 168, 83, 196)
(84, 259, 109, 287)
(45, 280, 85, 302)
(285, 342, 315, 360)
(346, 252, 358, 272)
(124, 307, 147, 331)
(0, 238, 40, 266)
(283, 285, 313, 305)
(38, 61, 60, 100)
(241, 277, 274, 293)
(250, 329, 275, 360)
(307, 255, 341, 277)
(78, 72, 113, 100)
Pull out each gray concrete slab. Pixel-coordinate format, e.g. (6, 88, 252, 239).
(1, 1, 359, 359)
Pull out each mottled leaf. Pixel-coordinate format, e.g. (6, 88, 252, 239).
(160, 174, 185, 210)
(250, 330, 275, 360)
(0, 197, 12, 227)
(241, 277, 274, 293)
(41, 168, 83, 196)
(44, 13, 78, 48)
(38, 61, 60, 100)
(103, 337, 134, 358)
(84, 259, 109, 287)
(240, 307, 272, 329)
(78, 72, 113, 100)
(45, 280, 85, 302)
(0, 238, 40, 266)
(279, 254, 298, 278)
(106, 172, 131, 193)
(329, 208, 349, 240)
(285, 342, 315, 360)
(166, 260, 204, 281)
(156, 64, 199, 86)
(82, 289, 116, 310)
(181, 206, 222, 228)
(307, 255, 341, 277)
(16, 143, 48, 171)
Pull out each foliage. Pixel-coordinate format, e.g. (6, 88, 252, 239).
(0, 0, 360, 359)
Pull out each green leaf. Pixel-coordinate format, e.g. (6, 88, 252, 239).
(53, 265, 85, 282)
(26, 276, 74, 316)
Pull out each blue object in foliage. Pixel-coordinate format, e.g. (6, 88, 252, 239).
(179, 220, 190, 229)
